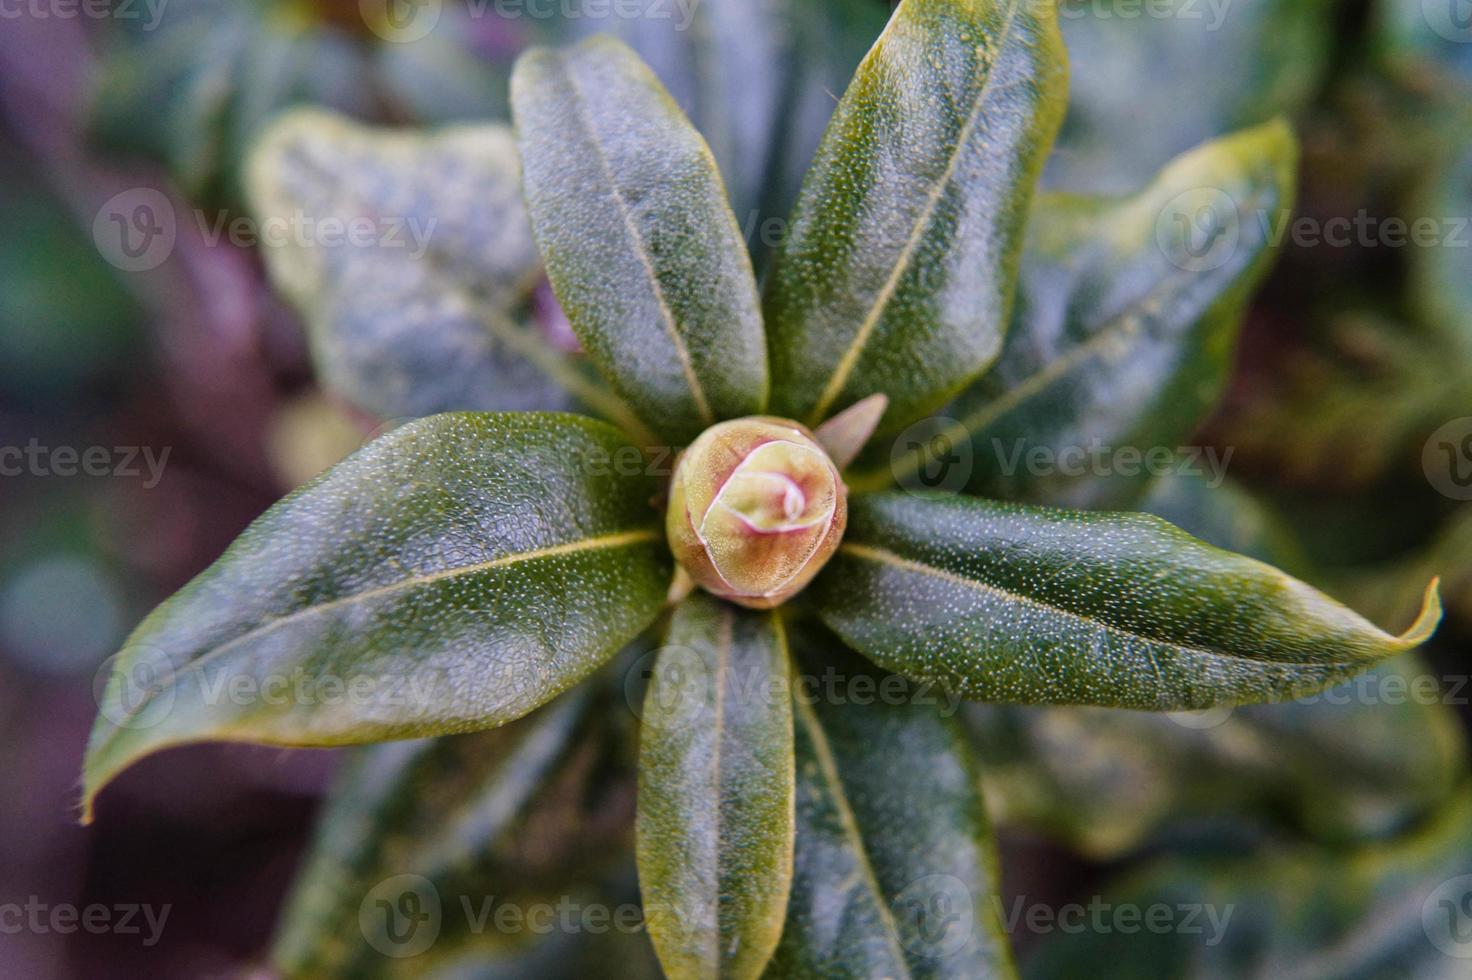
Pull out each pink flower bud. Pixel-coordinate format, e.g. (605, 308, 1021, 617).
(666, 417, 846, 609)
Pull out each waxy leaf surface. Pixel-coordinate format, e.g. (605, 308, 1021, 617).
(764, 0, 1068, 432)
(815, 493, 1441, 710)
(637, 593, 794, 980)
(512, 37, 767, 445)
(83, 413, 672, 819)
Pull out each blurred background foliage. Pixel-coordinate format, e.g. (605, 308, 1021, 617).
(0, 0, 1468, 976)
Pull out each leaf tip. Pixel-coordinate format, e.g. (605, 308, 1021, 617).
(1398, 577, 1443, 647)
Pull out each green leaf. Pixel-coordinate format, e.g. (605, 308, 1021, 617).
(246, 109, 645, 431)
(82, 412, 672, 821)
(767, 638, 1015, 979)
(636, 594, 795, 980)
(1023, 789, 1472, 979)
(1140, 472, 1310, 576)
(869, 122, 1298, 509)
(1046, 0, 1335, 194)
(814, 493, 1442, 710)
(274, 686, 634, 977)
(574, 0, 787, 225)
(511, 37, 768, 445)
(763, 0, 1069, 432)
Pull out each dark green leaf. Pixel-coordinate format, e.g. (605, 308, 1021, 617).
(637, 594, 795, 980)
(767, 638, 1015, 979)
(815, 493, 1441, 710)
(274, 686, 636, 977)
(868, 122, 1298, 509)
(575, 0, 786, 224)
(246, 110, 645, 430)
(1045, 0, 1334, 194)
(82, 412, 672, 820)
(512, 37, 768, 444)
(1140, 472, 1310, 574)
(764, 0, 1068, 432)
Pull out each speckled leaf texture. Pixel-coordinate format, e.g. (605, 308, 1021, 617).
(815, 493, 1441, 710)
(82, 413, 672, 821)
(637, 594, 795, 980)
(246, 110, 627, 424)
(764, 0, 1068, 433)
(766, 640, 1015, 979)
(872, 121, 1298, 509)
(512, 37, 768, 446)
(275, 688, 636, 978)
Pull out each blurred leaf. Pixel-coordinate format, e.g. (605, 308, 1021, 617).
(1347, 507, 1472, 629)
(1378, 0, 1472, 87)
(1408, 130, 1472, 355)
(1023, 790, 1472, 978)
(265, 392, 366, 489)
(767, 639, 1015, 979)
(90, 0, 376, 204)
(865, 122, 1297, 508)
(247, 110, 641, 428)
(968, 653, 1466, 857)
(764, 0, 1069, 433)
(0, 177, 140, 404)
(371, 9, 515, 124)
(274, 685, 636, 977)
(637, 594, 794, 980)
(1046, 0, 1334, 193)
(512, 37, 768, 445)
(1222, 314, 1472, 488)
(83, 413, 672, 820)
(815, 492, 1442, 710)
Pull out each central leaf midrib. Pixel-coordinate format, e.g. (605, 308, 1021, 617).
(102, 528, 661, 735)
(838, 541, 1362, 673)
(808, 0, 1025, 425)
(557, 53, 715, 427)
(794, 695, 915, 977)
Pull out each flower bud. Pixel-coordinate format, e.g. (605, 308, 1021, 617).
(666, 417, 846, 609)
